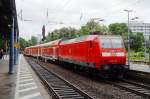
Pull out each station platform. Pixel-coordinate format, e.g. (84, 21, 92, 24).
(130, 63, 150, 73)
(0, 54, 51, 99)
(0, 56, 16, 99)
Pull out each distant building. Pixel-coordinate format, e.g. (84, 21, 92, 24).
(129, 21, 150, 36)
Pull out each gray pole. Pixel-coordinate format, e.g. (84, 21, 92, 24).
(149, 36, 150, 67)
(124, 9, 132, 66)
(144, 23, 147, 57)
(127, 11, 130, 66)
(9, 16, 15, 74)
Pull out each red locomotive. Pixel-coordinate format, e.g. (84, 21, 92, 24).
(24, 34, 128, 78)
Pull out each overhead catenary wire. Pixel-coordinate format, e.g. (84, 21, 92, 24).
(101, 0, 143, 22)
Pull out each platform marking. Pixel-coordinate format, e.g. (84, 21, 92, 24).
(18, 86, 38, 92)
(19, 79, 34, 83)
(15, 55, 43, 99)
(19, 82, 36, 87)
(19, 73, 32, 76)
(19, 92, 41, 99)
(19, 76, 33, 80)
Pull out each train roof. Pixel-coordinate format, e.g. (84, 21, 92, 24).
(60, 35, 122, 45)
(99, 35, 122, 38)
(25, 35, 123, 49)
(25, 39, 62, 49)
(39, 39, 62, 47)
(25, 44, 40, 49)
(60, 35, 97, 45)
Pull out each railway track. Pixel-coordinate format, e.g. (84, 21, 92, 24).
(121, 79, 150, 91)
(27, 56, 150, 99)
(27, 59, 94, 99)
(105, 79, 150, 98)
(128, 70, 150, 75)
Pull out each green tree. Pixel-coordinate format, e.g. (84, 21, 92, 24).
(19, 37, 29, 50)
(122, 32, 145, 52)
(80, 20, 108, 35)
(109, 23, 128, 35)
(45, 21, 108, 42)
(45, 27, 79, 42)
(131, 32, 144, 52)
(31, 36, 38, 45)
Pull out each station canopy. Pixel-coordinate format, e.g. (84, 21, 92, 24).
(0, 0, 18, 48)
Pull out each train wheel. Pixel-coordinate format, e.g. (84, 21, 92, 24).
(117, 73, 124, 79)
(44, 58, 47, 62)
(73, 65, 78, 71)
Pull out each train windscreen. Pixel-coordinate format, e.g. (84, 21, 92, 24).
(111, 38, 123, 48)
(100, 38, 111, 48)
(99, 36, 124, 48)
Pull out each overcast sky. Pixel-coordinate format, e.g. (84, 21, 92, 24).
(16, 0, 150, 40)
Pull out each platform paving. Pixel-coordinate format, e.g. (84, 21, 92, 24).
(130, 63, 150, 73)
(0, 54, 51, 99)
(0, 56, 16, 99)
(15, 54, 51, 99)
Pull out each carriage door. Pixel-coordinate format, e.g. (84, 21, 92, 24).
(30, 49, 32, 55)
(52, 47, 56, 60)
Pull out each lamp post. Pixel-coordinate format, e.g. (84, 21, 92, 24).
(90, 18, 104, 33)
(143, 23, 147, 57)
(124, 9, 132, 66)
(98, 19, 105, 25)
(131, 17, 139, 21)
(98, 19, 105, 33)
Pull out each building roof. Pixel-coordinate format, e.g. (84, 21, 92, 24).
(129, 21, 150, 26)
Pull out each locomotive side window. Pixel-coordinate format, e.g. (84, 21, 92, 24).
(90, 41, 93, 48)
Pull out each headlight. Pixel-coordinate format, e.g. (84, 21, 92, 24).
(116, 52, 124, 56)
(102, 52, 111, 56)
(103, 65, 110, 70)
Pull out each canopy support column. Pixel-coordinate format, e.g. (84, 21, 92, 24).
(8, 16, 15, 74)
(14, 29, 18, 65)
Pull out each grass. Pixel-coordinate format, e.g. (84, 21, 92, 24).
(127, 51, 149, 62)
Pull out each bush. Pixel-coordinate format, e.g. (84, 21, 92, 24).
(137, 52, 145, 57)
(129, 51, 148, 61)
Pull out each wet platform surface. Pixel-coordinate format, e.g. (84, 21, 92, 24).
(0, 55, 51, 99)
(0, 56, 16, 99)
(130, 63, 150, 73)
(15, 55, 51, 99)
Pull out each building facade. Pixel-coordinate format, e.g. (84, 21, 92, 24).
(129, 22, 150, 36)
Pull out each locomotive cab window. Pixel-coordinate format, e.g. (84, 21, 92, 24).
(99, 38, 111, 48)
(111, 38, 123, 48)
(99, 36, 124, 48)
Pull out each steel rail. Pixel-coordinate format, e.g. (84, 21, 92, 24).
(103, 79, 150, 98)
(121, 79, 150, 90)
(27, 59, 94, 99)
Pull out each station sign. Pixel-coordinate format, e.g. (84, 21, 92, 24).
(14, 42, 20, 48)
